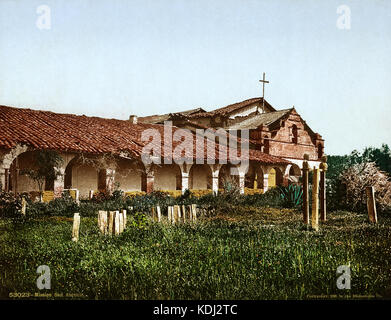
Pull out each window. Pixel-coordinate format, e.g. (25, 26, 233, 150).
(292, 125, 298, 144)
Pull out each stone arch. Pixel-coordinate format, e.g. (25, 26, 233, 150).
(289, 163, 301, 176)
(267, 167, 283, 188)
(218, 164, 240, 189)
(115, 158, 146, 192)
(8, 150, 42, 193)
(64, 156, 99, 197)
(189, 164, 212, 190)
(153, 163, 182, 191)
(245, 163, 264, 190)
(287, 163, 301, 185)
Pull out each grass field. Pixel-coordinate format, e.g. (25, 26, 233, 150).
(1, 208, 390, 299)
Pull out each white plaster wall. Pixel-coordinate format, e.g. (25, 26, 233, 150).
(190, 165, 211, 189)
(15, 152, 40, 193)
(115, 160, 143, 191)
(72, 164, 98, 197)
(154, 165, 180, 190)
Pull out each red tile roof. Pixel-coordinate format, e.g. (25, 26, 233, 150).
(188, 97, 276, 118)
(0, 105, 289, 165)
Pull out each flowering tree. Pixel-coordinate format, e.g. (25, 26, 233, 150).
(340, 162, 391, 213)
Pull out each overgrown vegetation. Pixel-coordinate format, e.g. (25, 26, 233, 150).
(1, 210, 390, 299)
(1, 145, 390, 299)
(0, 187, 286, 219)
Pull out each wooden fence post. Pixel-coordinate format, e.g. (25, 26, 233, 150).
(191, 204, 197, 222)
(72, 213, 80, 242)
(302, 154, 310, 224)
(311, 167, 320, 231)
(102, 211, 108, 235)
(366, 186, 378, 223)
(151, 207, 156, 221)
(114, 211, 120, 235)
(173, 205, 179, 224)
(123, 209, 127, 229)
(108, 211, 115, 235)
(156, 206, 161, 222)
(182, 205, 187, 222)
(119, 211, 124, 233)
(320, 156, 328, 222)
(178, 205, 182, 222)
(98, 210, 108, 234)
(188, 205, 193, 221)
(21, 197, 27, 215)
(168, 206, 173, 224)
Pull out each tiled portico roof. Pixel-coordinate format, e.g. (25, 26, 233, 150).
(0, 105, 290, 165)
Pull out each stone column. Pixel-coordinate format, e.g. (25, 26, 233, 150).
(319, 156, 328, 222)
(261, 166, 270, 192)
(0, 167, 6, 191)
(181, 172, 189, 193)
(146, 170, 154, 193)
(53, 167, 65, 198)
(262, 174, 269, 192)
(209, 164, 221, 194)
(302, 155, 310, 225)
(311, 167, 320, 231)
(105, 168, 116, 194)
(179, 164, 191, 194)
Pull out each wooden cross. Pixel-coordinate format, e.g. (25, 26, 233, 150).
(259, 72, 269, 111)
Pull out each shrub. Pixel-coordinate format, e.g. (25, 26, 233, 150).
(0, 191, 24, 217)
(279, 185, 303, 208)
(129, 211, 149, 230)
(26, 192, 79, 217)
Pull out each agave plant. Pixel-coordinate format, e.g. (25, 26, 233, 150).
(279, 185, 303, 208)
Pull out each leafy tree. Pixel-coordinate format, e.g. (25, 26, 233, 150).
(362, 144, 391, 176)
(327, 143, 391, 181)
(21, 150, 64, 202)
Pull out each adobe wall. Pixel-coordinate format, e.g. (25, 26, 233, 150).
(189, 164, 212, 189)
(267, 111, 323, 161)
(115, 159, 143, 191)
(154, 164, 181, 191)
(15, 152, 40, 193)
(71, 164, 98, 197)
(268, 141, 319, 160)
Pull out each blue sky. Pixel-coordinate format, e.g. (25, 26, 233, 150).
(0, 0, 390, 155)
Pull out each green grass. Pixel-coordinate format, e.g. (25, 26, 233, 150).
(1, 209, 391, 299)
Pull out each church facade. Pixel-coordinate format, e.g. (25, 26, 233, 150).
(139, 97, 325, 179)
(0, 97, 324, 200)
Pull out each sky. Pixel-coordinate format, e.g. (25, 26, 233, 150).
(0, 0, 390, 155)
